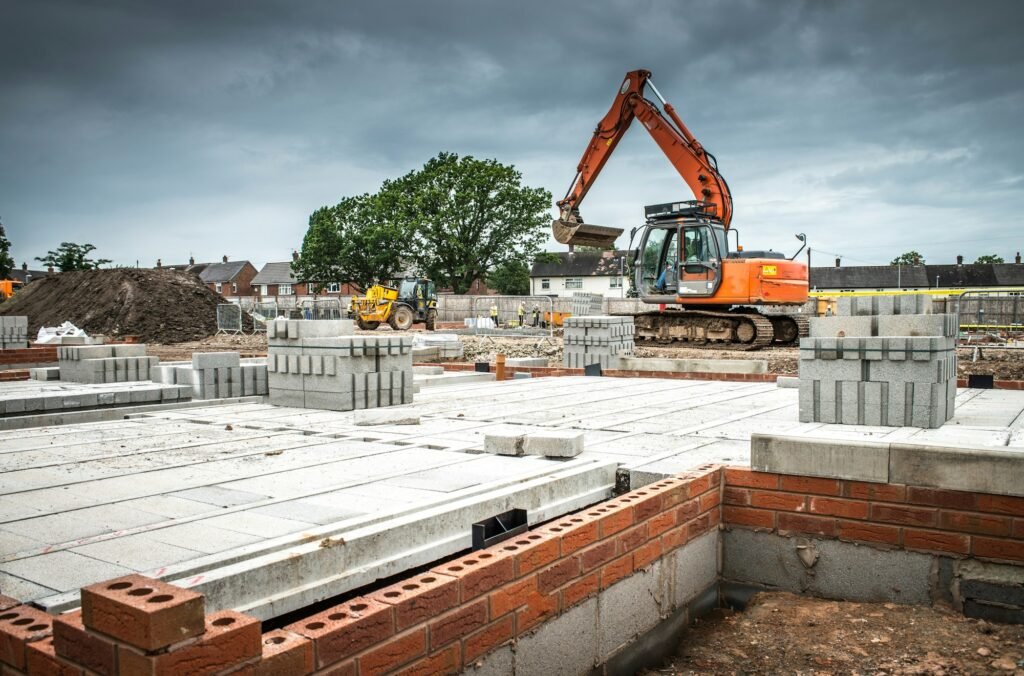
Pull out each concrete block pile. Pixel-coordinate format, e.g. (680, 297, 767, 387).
(0, 316, 28, 349)
(563, 315, 635, 369)
(268, 319, 414, 411)
(58, 344, 158, 384)
(799, 295, 957, 428)
(151, 352, 267, 399)
(571, 292, 604, 316)
(413, 334, 463, 360)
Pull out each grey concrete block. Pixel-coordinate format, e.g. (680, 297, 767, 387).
(889, 442, 1023, 496)
(809, 315, 875, 338)
(599, 560, 664, 660)
(484, 432, 525, 456)
(750, 433, 890, 482)
(516, 597, 599, 676)
(353, 409, 421, 426)
(192, 351, 241, 369)
(877, 313, 956, 338)
(670, 530, 719, 608)
(111, 344, 147, 358)
(524, 430, 584, 458)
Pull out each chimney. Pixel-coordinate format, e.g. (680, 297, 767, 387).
(292, 251, 299, 262)
(956, 254, 963, 266)
(47, 266, 54, 273)
(835, 258, 840, 267)
(1017, 251, 1021, 265)
(189, 256, 195, 265)
(21, 262, 27, 271)
(156, 258, 162, 268)
(222, 255, 228, 263)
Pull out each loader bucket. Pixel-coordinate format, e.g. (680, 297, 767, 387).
(551, 219, 624, 248)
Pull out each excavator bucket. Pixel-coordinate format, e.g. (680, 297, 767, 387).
(551, 219, 624, 249)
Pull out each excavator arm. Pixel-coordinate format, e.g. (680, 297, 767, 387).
(553, 69, 733, 247)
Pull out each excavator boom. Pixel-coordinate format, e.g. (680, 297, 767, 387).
(553, 69, 733, 247)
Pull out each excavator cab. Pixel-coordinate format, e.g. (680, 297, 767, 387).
(635, 202, 725, 303)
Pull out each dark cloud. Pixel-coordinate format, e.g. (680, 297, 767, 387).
(1, 0, 1022, 268)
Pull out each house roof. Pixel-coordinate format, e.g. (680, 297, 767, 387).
(198, 261, 250, 283)
(252, 262, 298, 285)
(530, 250, 629, 278)
(811, 263, 1024, 290)
(7, 268, 50, 284)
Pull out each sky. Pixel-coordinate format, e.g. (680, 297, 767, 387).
(2, 0, 1023, 270)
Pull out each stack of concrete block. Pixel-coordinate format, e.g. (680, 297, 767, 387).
(0, 316, 28, 349)
(267, 319, 414, 411)
(58, 344, 158, 384)
(799, 295, 957, 428)
(571, 292, 604, 316)
(414, 334, 463, 359)
(152, 353, 267, 399)
(563, 315, 635, 369)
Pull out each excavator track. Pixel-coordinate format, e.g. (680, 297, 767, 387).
(633, 309, 775, 351)
(765, 313, 810, 346)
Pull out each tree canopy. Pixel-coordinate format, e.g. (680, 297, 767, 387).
(974, 254, 1004, 264)
(0, 220, 13, 279)
(35, 242, 111, 271)
(487, 260, 531, 295)
(890, 251, 925, 266)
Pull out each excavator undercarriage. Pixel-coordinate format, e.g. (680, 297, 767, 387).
(632, 309, 808, 351)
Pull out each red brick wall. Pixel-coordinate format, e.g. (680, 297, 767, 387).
(0, 346, 57, 366)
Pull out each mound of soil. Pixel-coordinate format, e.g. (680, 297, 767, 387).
(0, 268, 228, 344)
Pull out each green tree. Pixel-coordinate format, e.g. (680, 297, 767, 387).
(292, 195, 407, 292)
(890, 251, 925, 266)
(487, 260, 531, 295)
(0, 219, 13, 279)
(380, 152, 551, 294)
(974, 254, 1004, 264)
(35, 242, 111, 271)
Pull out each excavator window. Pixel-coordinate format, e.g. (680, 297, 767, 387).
(640, 226, 679, 294)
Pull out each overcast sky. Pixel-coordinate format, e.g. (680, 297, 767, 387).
(2, 0, 1022, 270)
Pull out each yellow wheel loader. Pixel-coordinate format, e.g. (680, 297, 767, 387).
(349, 278, 437, 331)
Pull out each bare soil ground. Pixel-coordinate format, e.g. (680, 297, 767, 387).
(647, 592, 1024, 675)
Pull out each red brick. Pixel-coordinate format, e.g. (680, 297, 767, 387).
(580, 539, 618, 572)
(317, 660, 355, 675)
(652, 478, 688, 509)
(708, 508, 722, 528)
(0, 598, 19, 613)
(777, 513, 837, 538)
(870, 504, 937, 528)
(515, 592, 559, 633)
(809, 497, 869, 520)
(537, 557, 580, 595)
(837, 520, 901, 546)
(79, 575, 205, 652)
(903, 529, 970, 555)
(286, 597, 394, 669)
(687, 512, 713, 539)
(52, 611, 117, 676)
(1014, 519, 1024, 539)
(723, 506, 775, 530)
(593, 504, 634, 539)
(0, 604, 53, 670)
(254, 630, 314, 676)
(618, 522, 649, 552)
(507, 532, 560, 575)
(550, 515, 600, 554)
(25, 637, 83, 676)
(661, 524, 690, 551)
(724, 467, 779, 489)
(633, 538, 663, 571)
(684, 473, 715, 498)
(779, 475, 841, 496)
(939, 511, 1012, 537)
(844, 481, 905, 503)
(750, 490, 806, 512)
(906, 487, 977, 510)
(370, 572, 459, 631)
(462, 615, 514, 664)
(397, 642, 461, 676)
(977, 494, 1024, 517)
(357, 628, 426, 675)
(676, 498, 700, 523)
(118, 610, 261, 676)
(488, 577, 536, 618)
(645, 510, 677, 538)
(434, 549, 516, 600)
(699, 490, 721, 512)
(627, 490, 664, 522)
(428, 599, 487, 650)
(600, 556, 634, 590)
(723, 487, 750, 506)
(972, 536, 1024, 563)
(562, 572, 600, 609)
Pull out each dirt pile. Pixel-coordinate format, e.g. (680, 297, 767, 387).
(0, 268, 228, 344)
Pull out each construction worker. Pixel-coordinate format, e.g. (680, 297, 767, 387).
(531, 304, 541, 327)
(517, 302, 526, 328)
(490, 302, 499, 328)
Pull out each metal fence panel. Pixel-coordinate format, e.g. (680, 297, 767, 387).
(216, 304, 243, 335)
(471, 296, 555, 338)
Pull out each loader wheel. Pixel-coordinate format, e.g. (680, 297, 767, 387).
(356, 318, 380, 331)
(388, 305, 415, 331)
(425, 309, 437, 331)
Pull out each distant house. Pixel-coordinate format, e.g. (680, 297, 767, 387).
(529, 250, 629, 297)
(156, 256, 257, 296)
(252, 254, 358, 298)
(810, 254, 1024, 292)
(8, 262, 51, 285)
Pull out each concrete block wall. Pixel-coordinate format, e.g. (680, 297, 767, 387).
(563, 315, 635, 369)
(799, 295, 957, 428)
(0, 316, 29, 349)
(57, 344, 158, 384)
(268, 319, 414, 411)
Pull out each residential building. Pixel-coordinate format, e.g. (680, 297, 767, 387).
(529, 249, 629, 297)
(810, 253, 1024, 292)
(156, 256, 257, 296)
(7, 262, 50, 285)
(252, 254, 358, 298)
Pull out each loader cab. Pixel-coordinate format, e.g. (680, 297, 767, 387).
(634, 201, 725, 303)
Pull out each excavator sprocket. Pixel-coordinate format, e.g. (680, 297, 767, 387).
(766, 313, 809, 345)
(633, 309, 775, 351)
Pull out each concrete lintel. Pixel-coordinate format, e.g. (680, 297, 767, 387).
(611, 356, 767, 375)
(889, 442, 1024, 497)
(750, 433, 891, 483)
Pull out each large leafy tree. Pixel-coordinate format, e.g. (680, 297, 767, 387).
(35, 242, 111, 271)
(890, 251, 925, 266)
(0, 219, 13, 279)
(292, 195, 406, 292)
(487, 260, 531, 295)
(380, 152, 551, 294)
(974, 254, 1004, 264)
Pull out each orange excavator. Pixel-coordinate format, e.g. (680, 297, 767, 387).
(553, 69, 809, 348)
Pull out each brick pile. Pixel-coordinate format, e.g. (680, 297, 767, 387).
(563, 315, 635, 369)
(0, 316, 28, 349)
(57, 344, 159, 384)
(268, 319, 414, 411)
(799, 295, 957, 427)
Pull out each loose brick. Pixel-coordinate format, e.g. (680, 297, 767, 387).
(428, 599, 487, 650)
(370, 572, 459, 631)
(357, 628, 426, 675)
(903, 529, 969, 555)
(724, 467, 779, 489)
(561, 572, 600, 609)
(906, 487, 977, 510)
(515, 591, 559, 634)
(80, 575, 204, 652)
(463, 614, 514, 665)
(809, 497, 869, 520)
(580, 539, 618, 572)
(723, 506, 775, 530)
(972, 536, 1024, 563)
(977, 494, 1024, 517)
(777, 513, 837, 538)
(633, 538, 663, 571)
(433, 549, 516, 601)
(600, 556, 634, 590)
(255, 630, 314, 676)
(844, 481, 905, 503)
(751, 490, 806, 512)
(939, 511, 1012, 537)
(838, 520, 901, 546)
(488, 577, 536, 618)
(870, 504, 937, 528)
(286, 598, 394, 669)
(537, 557, 580, 595)
(722, 487, 750, 506)
(507, 532, 560, 575)
(118, 610, 260, 676)
(26, 637, 83, 676)
(779, 475, 842, 496)
(397, 641, 461, 676)
(618, 522, 648, 552)
(52, 611, 117, 676)
(0, 604, 53, 670)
